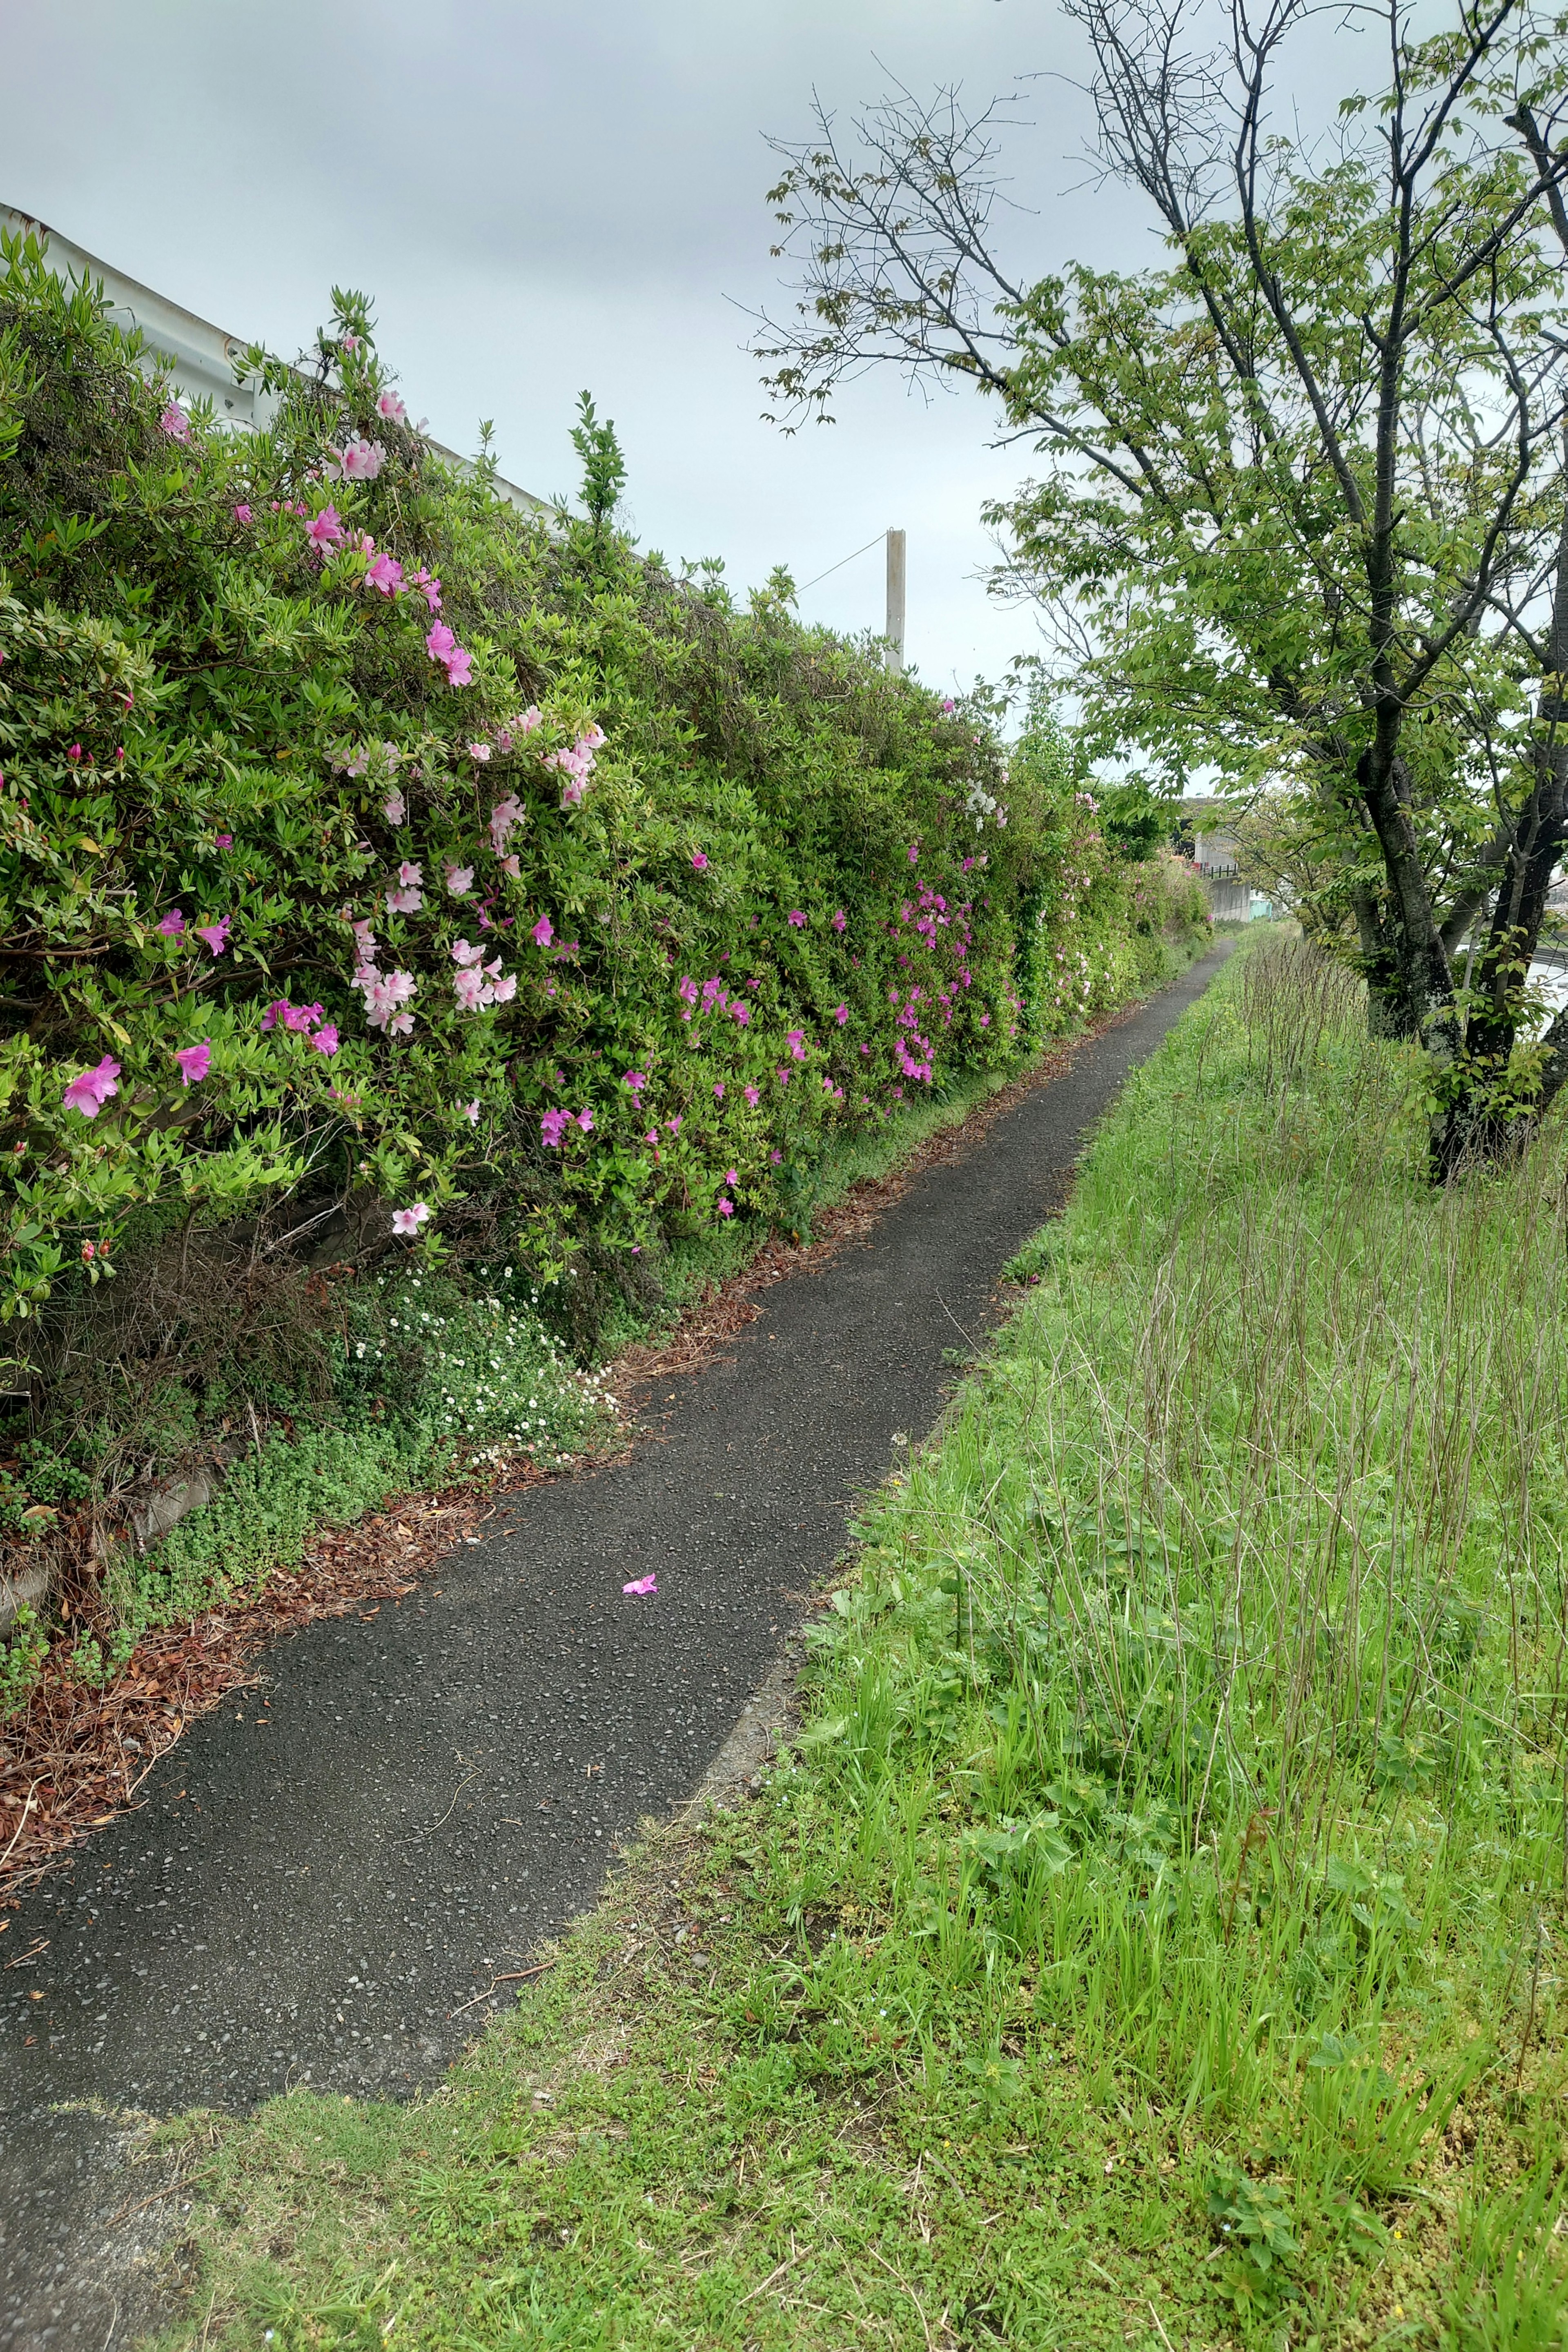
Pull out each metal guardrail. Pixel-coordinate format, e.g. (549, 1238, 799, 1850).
(0, 203, 549, 517)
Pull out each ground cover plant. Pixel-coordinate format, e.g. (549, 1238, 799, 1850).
(156, 931, 1567, 2349)
(0, 228, 1206, 1720)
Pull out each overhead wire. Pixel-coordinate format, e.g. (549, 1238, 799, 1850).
(796, 531, 887, 596)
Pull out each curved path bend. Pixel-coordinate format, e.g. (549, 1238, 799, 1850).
(1, 947, 1227, 2348)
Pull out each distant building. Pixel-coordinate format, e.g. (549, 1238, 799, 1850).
(1175, 798, 1274, 922)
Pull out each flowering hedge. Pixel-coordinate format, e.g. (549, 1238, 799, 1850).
(0, 245, 1205, 1359)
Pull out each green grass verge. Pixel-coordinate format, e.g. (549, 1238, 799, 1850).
(153, 929, 1568, 2348)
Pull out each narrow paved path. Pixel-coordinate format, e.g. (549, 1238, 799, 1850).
(0, 947, 1227, 2347)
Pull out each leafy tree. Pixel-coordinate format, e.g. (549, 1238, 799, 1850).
(755, 0, 1568, 1171)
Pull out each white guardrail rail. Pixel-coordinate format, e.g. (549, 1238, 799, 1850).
(0, 202, 549, 517)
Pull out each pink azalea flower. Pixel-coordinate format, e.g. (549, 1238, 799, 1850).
(786, 909, 806, 927)
(713, 1081, 724, 1101)
(364, 552, 404, 595)
(377, 389, 408, 421)
(62, 1056, 120, 1118)
(304, 505, 346, 551)
(385, 884, 423, 914)
(786, 1029, 806, 1060)
(744, 1085, 760, 1107)
(691, 851, 708, 871)
(233, 503, 253, 524)
(832, 909, 847, 932)
(771, 1148, 783, 1164)
(532, 915, 554, 948)
(668, 1115, 682, 1134)
(489, 795, 524, 855)
(391, 1202, 430, 1237)
(622, 1573, 657, 1596)
(490, 972, 517, 1004)
(468, 741, 492, 762)
(215, 833, 233, 848)
(942, 696, 956, 713)
(312, 1025, 340, 1056)
(732, 1002, 750, 1027)
(834, 1003, 849, 1024)
(408, 567, 442, 612)
(396, 860, 422, 888)
(159, 401, 191, 442)
(174, 1040, 212, 1086)
(426, 620, 457, 663)
(158, 909, 185, 937)
(540, 1108, 571, 1147)
(444, 645, 474, 688)
(384, 788, 407, 824)
(327, 436, 385, 482)
(501, 853, 522, 879)
(453, 964, 488, 1011)
(463, 1098, 480, 1123)
(576, 1107, 593, 1132)
(363, 969, 416, 1032)
(67, 744, 84, 763)
(725, 1167, 738, 1185)
(445, 863, 474, 896)
(452, 938, 484, 967)
(195, 917, 232, 957)
(717, 1198, 734, 1217)
(908, 844, 920, 863)
(517, 705, 542, 733)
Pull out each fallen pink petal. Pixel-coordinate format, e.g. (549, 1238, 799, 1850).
(622, 1574, 657, 1596)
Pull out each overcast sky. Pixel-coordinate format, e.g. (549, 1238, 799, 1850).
(2, 1, 1368, 699)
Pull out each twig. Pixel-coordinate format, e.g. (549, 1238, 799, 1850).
(738, 2241, 806, 2305)
(106, 2167, 214, 2227)
(0, 1780, 42, 1872)
(1148, 2299, 1179, 2352)
(419, 1768, 479, 1838)
(449, 1959, 555, 2018)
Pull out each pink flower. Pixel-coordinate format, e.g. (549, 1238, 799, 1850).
(463, 1098, 480, 1124)
(732, 1002, 750, 1027)
(364, 552, 404, 595)
(174, 1040, 212, 1086)
(445, 863, 474, 896)
(452, 938, 484, 967)
(62, 1056, 120, 1118)
(942, 697, 956, 713)
(384, 788, 407, 824)
(725, 1167, 738, 1185)
(717, 1198, 734, 1218)
(490, 972, 517, 1004)
(426, 621, 457, 663)
(713, 1081, 725, 1102)
(408, 567, 442, 612)
(363, 969, 416, 1032)
(158, 909, 185, 937)
(159, 401, 191, 442)
(500, 853, 521, 879)
(489, 795, 523, 855)
(645, 1128, 659, 1145)
(215, 833, 233, 848)
(394, 860, 421, 889)
(453, 965, 488, 1011)
(517, 706, 542, 734)
(532, 914, 554, 948)
(233, 503, 253, 524)
(312, 1025, 340, 1056)
(385, 884, 423, 914)
(377, 389, 408, 421)
(691, 851, 708, 871)
(786, 909, 806, 927)
(576, 1107, 594, 1132)
(444, 645, 474, 688)
(622, 1573, 658, 1596)
(668, 1115, 682, 1134)
(908, 844, 920, 863)
(67, 744, 84, 763)
(391, 1203, 430, 1237)
(305, 506, 347, 552)
(468, 741, 492, 762)
(834, 1003, 849, 1024)
(327, 436, 385, 482)
(786, 1030, 806, 1060)
(744, 1085, 760, 1107)
(832, 909, 846, 932)
(541, 1108, 571, 1147)
(771, 1148, 784, 1165)
(195, 917, 232, 957)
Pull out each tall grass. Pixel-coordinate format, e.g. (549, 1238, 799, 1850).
(812, 932, 1567, 2335)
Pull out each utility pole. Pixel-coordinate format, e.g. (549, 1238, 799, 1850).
(885, 528, 906, 673)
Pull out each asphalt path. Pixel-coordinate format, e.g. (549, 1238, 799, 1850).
(0, 944, 1228, 2348)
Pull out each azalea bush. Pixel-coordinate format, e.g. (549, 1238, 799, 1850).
(0, 235, 1204, 1359)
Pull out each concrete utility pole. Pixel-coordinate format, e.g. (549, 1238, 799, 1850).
(885, 528, 906, 673)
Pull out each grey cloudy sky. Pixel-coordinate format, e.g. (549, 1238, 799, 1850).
(2, 1, 1364, 694)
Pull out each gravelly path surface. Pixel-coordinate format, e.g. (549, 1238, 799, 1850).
(0, 947, 1227, 2348)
